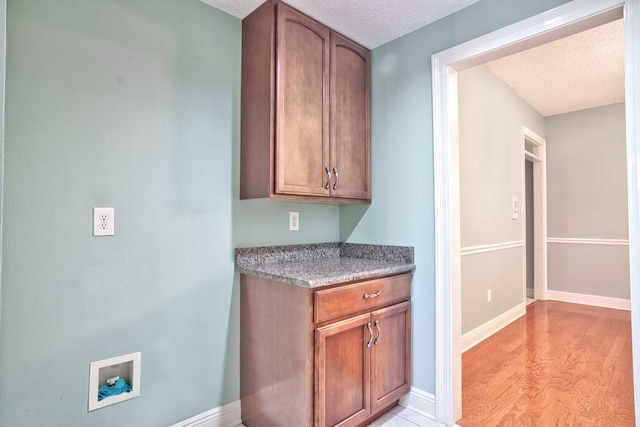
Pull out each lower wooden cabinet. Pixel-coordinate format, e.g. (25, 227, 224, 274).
(370, 302, 411, 414)
(315, 302, 411, 427)
(240, 273, 411, 427)
(316, 313, 371, 427)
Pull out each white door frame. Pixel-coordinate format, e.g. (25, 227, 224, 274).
(522, 126, 548, 302)
(432, 0, 640, 424)
(0, 0, 6, 331)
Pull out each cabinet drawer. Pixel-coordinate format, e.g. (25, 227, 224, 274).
(314, 273, 411, 323)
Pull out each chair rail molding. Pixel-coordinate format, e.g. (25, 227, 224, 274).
(547, 237, 630, 246)
(460, 240, 524, 256)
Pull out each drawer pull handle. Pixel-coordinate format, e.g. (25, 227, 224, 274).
(333, 167, 339, 190)
(325, 167, 331, 190)
(366, 322, 373, 348)
(374, 320, 381, 345)
(363, 291, 381, 299)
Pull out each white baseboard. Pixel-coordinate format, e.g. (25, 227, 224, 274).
(461, 303, 526, 353)
(170, 400, 242, 427)
(399, 387, 436, 420)
(174, 392, 435, 427)
(547, 290, 631, 311)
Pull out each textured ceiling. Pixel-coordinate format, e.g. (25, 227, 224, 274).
(199, 0, 480, 49)
(201, 1, 624, 117)
(485, 19, 624, 117)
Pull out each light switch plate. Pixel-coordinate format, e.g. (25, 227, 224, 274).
(93, 207, 115, 236)
(512, 197, 519, 220)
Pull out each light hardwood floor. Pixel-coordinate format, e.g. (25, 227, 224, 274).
(458, 300, 635, 426)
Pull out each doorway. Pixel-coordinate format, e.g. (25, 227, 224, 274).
(525, 159, 534, 303)
(522, 126, 547, 305)
(431, 0, 640, 424)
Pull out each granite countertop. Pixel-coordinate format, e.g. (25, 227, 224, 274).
(235, 243, 415, 288)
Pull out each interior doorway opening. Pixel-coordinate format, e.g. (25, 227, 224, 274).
(525, 158, 534, 304)
(522, 126, 547, 305)
(432, 0, 640, 424)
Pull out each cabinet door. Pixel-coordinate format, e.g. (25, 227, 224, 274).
(276, 3, 331, 196)
(370, 301, 411, 413)
(330, 32, 371, 200)
(315, 313, 371, 427)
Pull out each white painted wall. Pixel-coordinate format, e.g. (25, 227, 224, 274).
(546, 103, 629, 299)
(458, 65, 545, 334)
(0, 0, 6, 336)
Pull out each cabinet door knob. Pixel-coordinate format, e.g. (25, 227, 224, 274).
(325, 167, 331, 190)
(366, 322, 373, 348)
(363, 290, 380, 299)
(332, 167, 339, 190)
(374, 320, 381, 345)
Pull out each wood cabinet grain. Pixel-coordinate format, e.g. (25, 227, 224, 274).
(241, 0, 371, 204)
(330, 32, 371, 200)
(315, 313, 371, 427)
(276, 4, 330, 197)
(240, 273, 411, 427)
(371, 302, 411, 414)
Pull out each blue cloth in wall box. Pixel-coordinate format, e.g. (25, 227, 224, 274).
(98, 378, 132, 401)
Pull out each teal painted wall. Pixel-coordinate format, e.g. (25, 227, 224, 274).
(0, 0, 338, 426)
(341, 0, 571, 394)
(0, 0, 582, 424)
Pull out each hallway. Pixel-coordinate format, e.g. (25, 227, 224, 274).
(458, 301, 634, 426)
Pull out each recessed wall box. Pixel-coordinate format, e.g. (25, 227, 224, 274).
(88, 352, 141, 411)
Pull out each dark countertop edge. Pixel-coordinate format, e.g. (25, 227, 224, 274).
(237, 263, 416, 289)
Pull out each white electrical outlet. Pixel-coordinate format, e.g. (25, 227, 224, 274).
(93, 207, 115, 236)
(487, 289, 492, 303)
(289, 211, 299, 231)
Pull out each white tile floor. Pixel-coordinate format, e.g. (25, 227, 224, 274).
(367, 406, 446, 427)
(237, 405, 447, 427)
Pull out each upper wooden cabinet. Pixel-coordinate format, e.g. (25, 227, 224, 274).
(330, 33, 371, 200)
(276, 4, 330, 197)
(241, 0, 371, 204)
